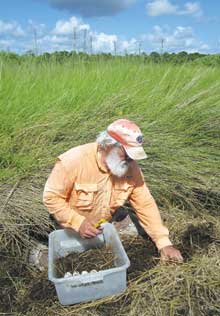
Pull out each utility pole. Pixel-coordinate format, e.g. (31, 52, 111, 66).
(113, 41, 117, 56)
(160, 37, 165, 55)
(73, 26, 77, 52)
(138, 41, 142, 55)
(90, 35, 93, 55)
(83, 29, 87, 54)
(33, 27, 38, 56)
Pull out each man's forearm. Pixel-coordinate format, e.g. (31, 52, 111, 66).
(133, 198, 172, 250)
(129, 184, 172, 250)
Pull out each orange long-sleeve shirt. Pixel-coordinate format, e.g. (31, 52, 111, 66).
(43, 142, 172, 250)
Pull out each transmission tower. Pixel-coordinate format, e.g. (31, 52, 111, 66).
(90, 35, 93, 55)
(73, 26, 77, 52)
(160, 38, 165, 55)
(33, 28, 38, 56)
(138, 41, 142, 55)
(83, 29, 87, 54)
(113, 41, 117, 56)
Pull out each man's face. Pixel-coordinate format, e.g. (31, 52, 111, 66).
(105, 145, 133, 177)
(117, 146, 133, 162)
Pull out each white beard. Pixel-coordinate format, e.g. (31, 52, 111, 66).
(105, 147, 129, 178)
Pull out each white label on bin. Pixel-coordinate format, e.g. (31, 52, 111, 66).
(70, 280, 103, 288)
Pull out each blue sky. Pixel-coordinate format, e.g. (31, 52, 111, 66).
(1, 0, 220, 54)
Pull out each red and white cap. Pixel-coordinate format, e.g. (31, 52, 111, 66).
(107, 119, 147, 160)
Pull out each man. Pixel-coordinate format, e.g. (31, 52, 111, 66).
(43, 119, 183, 262)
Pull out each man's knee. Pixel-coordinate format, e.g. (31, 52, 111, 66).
(111, 207, 129, 222)
(127, 209, 149, 239)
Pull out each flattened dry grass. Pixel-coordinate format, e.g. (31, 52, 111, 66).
(1, 216, 220, 316)
(55, 247, 115, 278)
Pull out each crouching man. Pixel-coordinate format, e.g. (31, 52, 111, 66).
(43, 119, 183, 263)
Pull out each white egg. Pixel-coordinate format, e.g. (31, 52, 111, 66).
(73, 271, 80, 276)
(81, 271, 88, 275)
(64, 272, 72, 278)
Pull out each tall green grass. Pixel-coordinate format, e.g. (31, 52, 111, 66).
(0, 58, 219, 213)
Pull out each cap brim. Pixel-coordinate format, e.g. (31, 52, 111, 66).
(123, 145, 147, 160)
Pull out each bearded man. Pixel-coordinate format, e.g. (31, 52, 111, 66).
(43, 119, 183, 262)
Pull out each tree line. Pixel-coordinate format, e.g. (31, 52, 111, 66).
(0, 50, 220, 66)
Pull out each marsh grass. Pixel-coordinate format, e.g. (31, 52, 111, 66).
(0, 57, 220, 315)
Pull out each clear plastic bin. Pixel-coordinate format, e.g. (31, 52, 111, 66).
(48, 223, 130, 305)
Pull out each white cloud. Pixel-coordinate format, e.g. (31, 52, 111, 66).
(146, 25, 209, 53)
(50, 16, 137, 53)
(45, 0, 136, 17)
(31, 17, 129, 53)
(0, 20, 25, 37)
(200, 43, 209, 50)
(120, 38, 137, 51)
(34, 18, 139, 54)
(0, 16, 211, 54)
(92, 32, 118, 52)
(146, 0, 203, 17)
(39, 35, 70, 44)
(52, 16, 90, 35)
(180, 2, 203, 17)
(173, 26, 194, 39)
(27, 20, 47, 36)
(0, 39, 14, 50)
(146, 0, 177, 16)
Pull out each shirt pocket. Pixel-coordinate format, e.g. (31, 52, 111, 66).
(112, 183, 132, 207)
(74, 183, 98, 211)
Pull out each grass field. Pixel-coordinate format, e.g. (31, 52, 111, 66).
(0, 57, 220, 315)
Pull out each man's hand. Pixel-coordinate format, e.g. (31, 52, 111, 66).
(79, 218, 102, 238)
(160, 245, 183, 263)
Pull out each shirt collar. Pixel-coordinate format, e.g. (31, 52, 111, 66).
(95, 143, 109, 173)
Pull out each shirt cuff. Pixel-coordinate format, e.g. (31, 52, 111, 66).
(155, 237, 173, 251)
(68, 213, 85, 232)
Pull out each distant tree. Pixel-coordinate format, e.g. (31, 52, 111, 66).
(188, 52, 205, 61)
(174, 51, 189, 64)
(24, 50, 35, 57)
(149, 51, 161, 63)
(161, 52, 171, 63)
